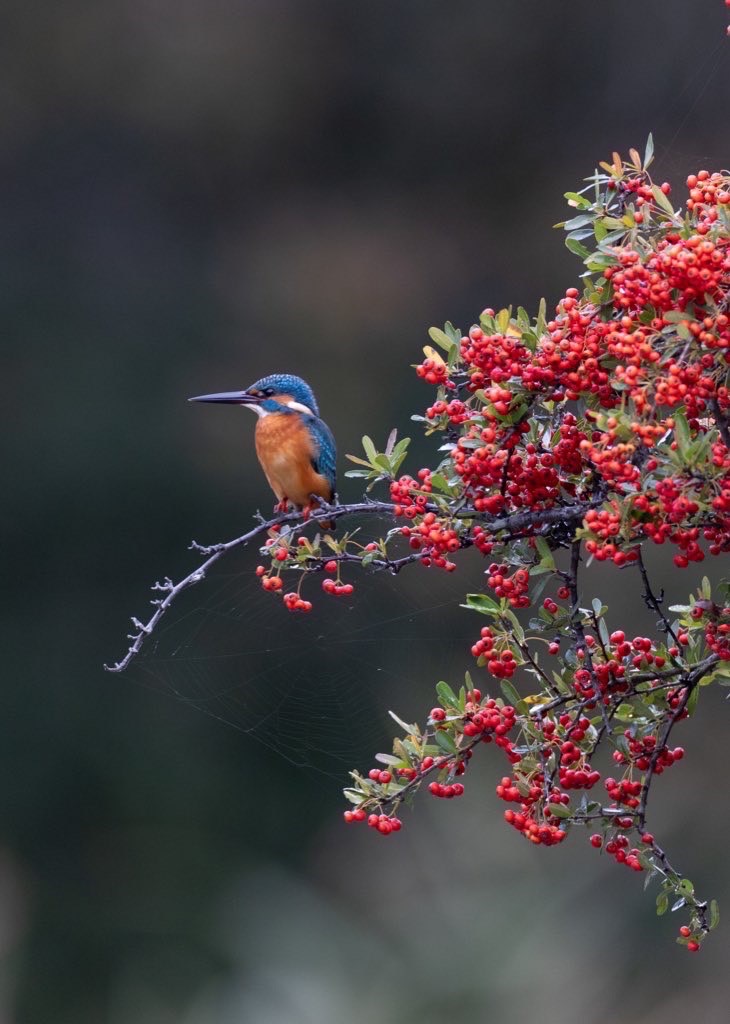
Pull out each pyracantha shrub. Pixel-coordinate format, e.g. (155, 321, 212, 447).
(110, 139, 729, 950)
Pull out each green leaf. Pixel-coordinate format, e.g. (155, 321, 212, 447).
(362, 435, 378, 464)
(375, 752, 402, 766)
(564, 213, 595, 231)
(444, 321, 462, 344)
(656, 891, 669, 916)
(644, 132, 654, 169)
(710, 899, 720, 930)
(565, 236, 591, 259)
(495, 308, 512, 334)
(463, 593, 500, 615)
(598, 617, 610, 648)
(548, 802, 572, 819)
(430, 473, 455, 495)
(534, 536, 555, 568)
(503, 608, 525, 641)
(564, 191, 592, 209)
(673, 411, 690, 454)
(614, 703, 636, 722)
(500, 679, 522, 709)
(434, 729, 457, 755)
(436, 680, 459, 708)
(428, 326, 453, 352)
(651, 183, 675, 217)
(388, 710, 416, 733)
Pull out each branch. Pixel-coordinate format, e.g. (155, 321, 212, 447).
(636, 547, 680, 646)
(710, 397, 730, 451)
(106, 497, 601, 673)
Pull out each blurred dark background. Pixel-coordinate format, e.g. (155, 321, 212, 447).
(4, 2, 730, 1021)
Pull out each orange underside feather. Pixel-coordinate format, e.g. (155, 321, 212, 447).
(254, 413, 332, 510)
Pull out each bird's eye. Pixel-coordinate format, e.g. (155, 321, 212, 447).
(264, 387, 275, 397)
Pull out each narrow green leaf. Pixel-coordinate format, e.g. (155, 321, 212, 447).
(673, 411, 690, 453)
(375, 752, 403, 766)
(644, 132, 654, 169)
(651, 183, 675, 216)
(564, 213, 595, 231)
(500, 679, 522, 709)
(362, 435, 378, 464)
(598, 617, 610, 648)
(710, 899, 720, 930)
(503, 609, 525, 643)
(388, 710, 416, 733)
(548, 802, 572, 819)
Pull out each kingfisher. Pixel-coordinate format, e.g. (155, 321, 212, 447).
(189, 373, 337, 527)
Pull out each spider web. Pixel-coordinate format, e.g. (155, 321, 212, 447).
(127, 541, 482, 778)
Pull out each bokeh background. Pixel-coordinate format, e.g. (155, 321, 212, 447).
(4, 2, 730, 1021)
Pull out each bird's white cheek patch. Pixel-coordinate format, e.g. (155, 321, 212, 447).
(286, 400, 314, 416)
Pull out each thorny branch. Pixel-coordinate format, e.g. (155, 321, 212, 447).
(105, 497, 601, 673)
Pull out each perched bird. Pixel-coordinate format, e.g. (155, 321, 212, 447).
(189, 373, 337, 527)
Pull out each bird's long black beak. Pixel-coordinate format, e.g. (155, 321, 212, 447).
(188, 391, 258, 405)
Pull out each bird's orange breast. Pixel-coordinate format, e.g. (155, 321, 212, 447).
(254, 413, 332, 508)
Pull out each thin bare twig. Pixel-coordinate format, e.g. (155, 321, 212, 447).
(106, 497, 602, 673)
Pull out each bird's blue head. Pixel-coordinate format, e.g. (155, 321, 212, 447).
(189, 373, 319, 417)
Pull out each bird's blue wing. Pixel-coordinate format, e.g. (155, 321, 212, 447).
(308, 416, 337, 496)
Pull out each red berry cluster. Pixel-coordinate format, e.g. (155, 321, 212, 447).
(703, 606, 730, 660)
(389, 471, 432, 518)
(283, 591, 312, 612)
(485, 563, 530, 609)
(416, 355, 450, 386)
(400, 511, 460, 570)
(591, 832, 645, 873)
(470, 626, 518, 678)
